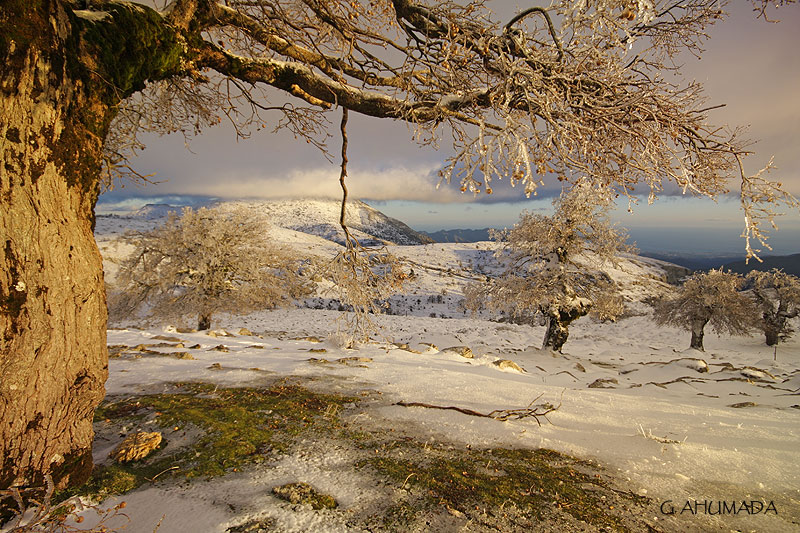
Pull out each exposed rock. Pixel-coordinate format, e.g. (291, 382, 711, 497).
(152, 335, 183, 342)
(441, 346, 474, 359)
(394, 342, 422, 354)
(671, 358, 709, 373)
(492, 359, 525, 373)
(227, 518, 278, 533)
(238, 327, 254, 336)
(129, 344, 161, 355)
(188, 343, 202, 349)
(170, 352, 194, 360)
(209, 345, 230, 352)
(108, 345, 127, 358)
(309, 348, 328, 353)
(337, 356, 373, 364)
(109, 432, 162, 463)
(588, 378, 619, 389)
(574, 362, 586, 373)
(176, 327, 197, 334)
(740, 367, 775, 381)
(729, 401, 758, 408)
(208, 329, 234, 338)
(208, 363, 223, 370)
(291, 336, 322, 343)
(271, 482, 338, 510)
(148, 342, 182, 349)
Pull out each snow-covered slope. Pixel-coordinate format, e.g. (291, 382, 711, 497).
(220, 198, 433, 246)
(95, 204, 687, 308)
(85, 205, 800, 533)
(98, 198, 433, 247)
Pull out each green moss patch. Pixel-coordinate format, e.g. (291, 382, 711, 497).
(57, 381, 651, 531)
(272, 482, 338, 510)
(62, 382, 356, 500)
(357, 437, 646, 531)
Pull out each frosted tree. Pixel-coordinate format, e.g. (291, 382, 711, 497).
(747, 269, 800, 346)
(111, 206, 310, 330)
(653, 269, 755, 351)
(465, 181, 630, 352)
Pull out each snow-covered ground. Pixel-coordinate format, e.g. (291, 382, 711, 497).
(80, 205, 800, 532)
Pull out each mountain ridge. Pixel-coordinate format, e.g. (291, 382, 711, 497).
(104, 198, 434, 246)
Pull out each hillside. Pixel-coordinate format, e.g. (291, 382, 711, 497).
(97, 206, 690, 323)
(222, 198, 433, 246)
(723, 253, 800, 277)
(86, 203, 800, 533)
(422, 227, 493, 243)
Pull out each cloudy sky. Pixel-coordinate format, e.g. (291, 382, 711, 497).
(101, 2, 800, 254)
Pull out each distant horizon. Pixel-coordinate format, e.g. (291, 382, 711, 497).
(96, 193, 799, 257)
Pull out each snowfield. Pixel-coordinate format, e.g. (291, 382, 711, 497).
(80, 204, 800, 532)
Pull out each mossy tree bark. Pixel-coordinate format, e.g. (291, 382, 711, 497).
(0, 0, 185, 504)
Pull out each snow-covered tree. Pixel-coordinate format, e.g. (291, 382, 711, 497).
(111, 206, 310, 330)
(653, 269, 755, 351)
(747, 269, 800, 346)
(465, 181, 630, 352)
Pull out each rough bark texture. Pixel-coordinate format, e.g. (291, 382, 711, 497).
(0, 0, 185, 505)
(0, 0, 109, 500)
(542, 304, 590, 353)
(690, 318, 709, 351)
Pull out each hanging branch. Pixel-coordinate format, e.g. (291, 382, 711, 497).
(338, 107, 358, 248)
(326, 107, 407, 345)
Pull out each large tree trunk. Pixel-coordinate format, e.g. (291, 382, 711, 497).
(689, 318, 709, 351)
(0, 0, 185, 509)
(0, 2, 109, 502)
(542, 314, 570, 352)
(198, 313, 212, 331)
(763, 311, 781, 346)
(542, 300, 590, 353)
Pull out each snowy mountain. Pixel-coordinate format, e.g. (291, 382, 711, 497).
(131, 203, 184, 220)
(219, 198, 434, 246)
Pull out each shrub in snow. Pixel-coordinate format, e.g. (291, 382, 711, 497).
(110, 206, 310, 330)
(747, 269, 800, 346)
(653, 269, 755, 351)
(464, 181, 630, 352)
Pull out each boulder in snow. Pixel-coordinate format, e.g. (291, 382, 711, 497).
(493, 359, 525, 373)
(441, 346, 474, 359)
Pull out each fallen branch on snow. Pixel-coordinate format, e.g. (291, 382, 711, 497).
(395, 393, 561, 426)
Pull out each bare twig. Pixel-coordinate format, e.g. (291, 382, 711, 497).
(395, 394, 561, 427)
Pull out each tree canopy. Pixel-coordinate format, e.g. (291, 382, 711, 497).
(98, 0, 798, 258)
